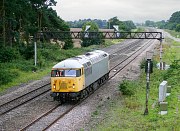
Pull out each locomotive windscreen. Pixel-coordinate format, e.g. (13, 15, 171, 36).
(51, 69, 81, 77)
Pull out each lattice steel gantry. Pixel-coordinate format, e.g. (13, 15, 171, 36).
(35, 31, 163, 40)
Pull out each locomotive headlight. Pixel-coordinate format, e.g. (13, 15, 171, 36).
(72, 84, 75, 89)
(53, 84, 56, 89)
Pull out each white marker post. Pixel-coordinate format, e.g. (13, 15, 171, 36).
(34, 41, 37, 66)
(113, 25, 120, 38)
(84, 25, 91, 38)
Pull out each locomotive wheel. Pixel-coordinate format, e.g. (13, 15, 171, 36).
(89, 88, 93, 94)
(100, 78, 104, 84)
(80, 91, 83, 99)
(74, 97, 80, 103)
(105, 74, 109, 80)
(102, 78, 104, 83)
(98, 79, 101, 86)
(88, 84, 93, 94)
(80, 89, 88, 99)
(84, 89, 88, 98)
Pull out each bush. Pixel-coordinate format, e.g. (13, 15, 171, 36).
(170, 59, 180, 69)
(163, 60, 180, 85)
(15, 60, 37, 72)
(63, 39, 74, 49)
(0, 69, 19, 85)
(0, 47, 20, 62)
(175, 24, 180, 32)
(118, 80, 135, 96)
(18, 43, 34, 60)
(37, 42, 60, 50)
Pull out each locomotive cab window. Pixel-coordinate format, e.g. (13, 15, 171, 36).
(51, 70, 64, 77)
(65, 69, 76, 77)
(76, 69, 81, 77)
(65, 69, 81, 77)
(51, 69, 82, 77)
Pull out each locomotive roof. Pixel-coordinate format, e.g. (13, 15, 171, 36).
(84, 50, 109, 64)
(52, 59, 83, 69)
(52, 50, 109, 69)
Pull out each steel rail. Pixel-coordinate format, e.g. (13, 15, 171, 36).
(0, 83, 50, 116)
(109, 40, 154, 78)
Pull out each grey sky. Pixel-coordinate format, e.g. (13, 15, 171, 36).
(53, 0, 180, 23)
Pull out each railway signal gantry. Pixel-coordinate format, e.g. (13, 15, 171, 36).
(35, 31, 163, 40)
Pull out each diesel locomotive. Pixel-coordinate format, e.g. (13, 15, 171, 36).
(50, 50, 109, 102)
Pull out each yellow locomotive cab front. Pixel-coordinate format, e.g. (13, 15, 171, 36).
(51, 68, 85, 93)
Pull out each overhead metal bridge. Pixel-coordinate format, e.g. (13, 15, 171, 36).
(35, 31, 163, 40)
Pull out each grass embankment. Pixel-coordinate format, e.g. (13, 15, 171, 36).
(165, 29, 180, 38)
(0, 48, 83, 93)
(91, 39, 180, 130)
(0, 40, 117, 93)
(132, 27, 146, 32)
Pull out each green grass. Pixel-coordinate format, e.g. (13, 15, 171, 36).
(92, 69, 180, 130)
(104, 39, 124, 46)
(111, 39, 124, 44)
(163, 38, 180, 63)
(132, 27, 146, 32)
(91, 40, 180, 130)
(165, 29, 180, 38)
(0, 68, 51, 92)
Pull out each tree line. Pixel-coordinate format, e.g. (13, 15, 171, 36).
(0, 0, 72, 48)
(68, 19, 107, 29)
(68, 17, 136, 32)
(0, 0, 137, 63)
(145, 11, 180, 32)
(71, 17, 136, 47)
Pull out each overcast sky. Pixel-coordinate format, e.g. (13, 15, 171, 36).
(53, 0, 180, 23)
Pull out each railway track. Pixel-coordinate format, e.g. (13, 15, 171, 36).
(19, 39, 156, 131)
(109, 39, 154, 78)
(0, 83, 50, 116)
(108, 39, 145, 60)
(0, 39, 145, 118)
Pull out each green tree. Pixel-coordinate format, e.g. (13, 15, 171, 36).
(81, 22, 104, 47)
(169, 11, 180, 24)
(108, 17, 120, 29)
(145, 20, 155, 27)
(68, 19, 107, 29)
(175, 24, 180, 32)
(155, 20, 166, 29)
(165, 22, 177, 30)
(124, 21, 136, 31)
(108, 17, 136, 31)
(0, 0, 74, 58)
(163, 11, 180, 30)
(0, 0, 72, 47)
